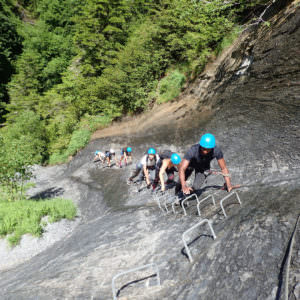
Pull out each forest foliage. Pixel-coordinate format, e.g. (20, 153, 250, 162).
(1, 0, 269, 171)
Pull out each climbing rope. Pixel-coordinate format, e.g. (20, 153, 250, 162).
(204, 169, 230, 177)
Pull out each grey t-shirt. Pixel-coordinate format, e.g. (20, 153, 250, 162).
(184, 144, 223, 171)
(140, 154, 159, 167)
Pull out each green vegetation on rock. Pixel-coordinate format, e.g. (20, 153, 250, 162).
(0, 196, 77, 246)
(0, 111, 47, 199)
(1, 0, 270, 163)
(158, 70, 186, 104)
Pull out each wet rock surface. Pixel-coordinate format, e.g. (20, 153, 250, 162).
(1, 1, 300, 299)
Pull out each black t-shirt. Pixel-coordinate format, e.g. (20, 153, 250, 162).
(183, 144, 223, 171)
(121, 147, 131, 156)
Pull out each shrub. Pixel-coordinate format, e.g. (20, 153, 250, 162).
(48, 152, 69, 165)
(215, 26, 242, 56)
(48, 114, 113, 164)
(65, 128, 91, 156)
(78, 114, 113, 132)
(0, 111, 47, 200)
(157, 70, 186, 104)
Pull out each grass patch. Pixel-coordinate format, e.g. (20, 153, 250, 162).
(79, 114, 112, 132)
(0, 197, 77, 246)
(49, 114, 112, 165)
(65, 128, 91, 157)
(157, 70, 186, 104)
(215, 26, 242, 56)
(0, 183, 36, 202)
(48, 152, 69, 165)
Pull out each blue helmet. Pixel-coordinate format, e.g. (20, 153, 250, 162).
(95, 151, 99, 155)
(171, 153, 181, 165)
(148, 148, 156, 155)
(127, 147, 132, 152)
(199, 133, 216, 149)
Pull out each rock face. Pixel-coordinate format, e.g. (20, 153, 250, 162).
(0, 1, 299, 300)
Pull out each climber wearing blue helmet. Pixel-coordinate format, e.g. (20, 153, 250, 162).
(128, 148, 159, 188)
(147, 148, 156, 155)
(177, 133, 233, 195)
(119, 146, 133, 168)
(153, 150, 182, 192)
(93, 150, 105, 163)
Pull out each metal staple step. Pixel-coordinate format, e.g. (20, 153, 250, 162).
(220, 191, 242, 218)
(182, 219, 217, 263)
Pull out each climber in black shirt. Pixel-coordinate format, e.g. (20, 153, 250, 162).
(177, 133, 233, 195)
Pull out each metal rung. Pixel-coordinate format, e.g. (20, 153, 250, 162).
(154, 195, 165, 213)
(182, 219, 217, 263)
(153, 193, 167, 213)
(154, 193, 177, 214)
(196, 194, 216, 216)
(220, 191, 242, 218)
(171, 197, 180, 214)
(181, 193, 200, 216)
(163, 198, 169, 213)
(112, 263, 160, 300)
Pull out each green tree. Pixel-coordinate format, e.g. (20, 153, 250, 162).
(6, 0, 77, 117)
(0, 110, 47, 199)
(0, 0, 22, 122)
(73, 0, 134, 77)
(2, 0, 270, 164)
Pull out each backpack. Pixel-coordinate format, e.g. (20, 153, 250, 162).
(159, 150, 173, 160)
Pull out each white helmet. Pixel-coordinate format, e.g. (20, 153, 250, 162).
(110, 148, 115, 153)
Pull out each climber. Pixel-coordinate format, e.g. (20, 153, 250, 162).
(153, 151, 182, 192)
(177, 133, 233, 195)
(119, 147, 132, 168)
(128, 148, 159, 188)
(93, 151, 106, 163)
(105, 149, 117, 167)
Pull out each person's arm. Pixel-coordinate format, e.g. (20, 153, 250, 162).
(179, 159, 193, 194)
(217, 158, 232, 192)
(124, 152, 128, 164)
(143, 164, 151, 186)
(159, 160, 169, 191)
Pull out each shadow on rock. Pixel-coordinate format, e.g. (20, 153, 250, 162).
(117, 273, 158, 298)
(181, 234, 215, 261)
(30, 187, 65, 200)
